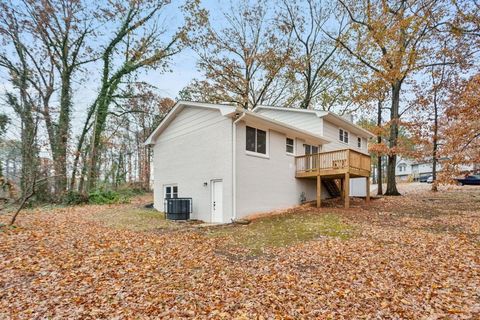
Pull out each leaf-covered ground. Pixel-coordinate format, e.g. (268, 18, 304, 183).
(1, 185, 479, 319)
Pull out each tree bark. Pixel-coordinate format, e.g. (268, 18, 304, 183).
(53, 69, 72, 194)
(431, 84, 439, 192)
(377, 99, 383, 195)
(385, 82, 401, 196)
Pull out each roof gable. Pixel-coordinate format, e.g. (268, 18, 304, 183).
(144, 101, 236, 145)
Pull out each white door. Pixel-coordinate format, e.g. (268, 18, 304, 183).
(211, 180, 223, 223)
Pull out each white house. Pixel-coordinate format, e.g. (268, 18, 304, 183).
(396, 157, 478, 182)
(145, 101, 375, 223)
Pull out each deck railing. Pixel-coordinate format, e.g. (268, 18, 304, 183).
(295, 149, 371, 176)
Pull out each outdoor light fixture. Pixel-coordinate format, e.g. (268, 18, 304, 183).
(203, 182, 208, 187)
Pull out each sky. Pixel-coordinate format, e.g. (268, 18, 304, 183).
(0, 0, 226, 141)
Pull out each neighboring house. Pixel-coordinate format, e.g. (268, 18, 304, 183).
(145, 101, 375, 223)
(396, 157, 478, 182)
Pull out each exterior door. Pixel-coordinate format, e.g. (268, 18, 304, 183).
(211, 180, 223, 223)
(304, 144, 319, 170)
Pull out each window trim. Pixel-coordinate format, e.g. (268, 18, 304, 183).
(164, 184, 178, 199)
(357, 137, 362, 148)
(245, 125, 269, 158)
(286, 137, 295, 155)
(303, 143, 320, 155)
(338, 128, 350, 144)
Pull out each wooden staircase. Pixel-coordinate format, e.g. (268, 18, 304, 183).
(322, 179, 341, 198)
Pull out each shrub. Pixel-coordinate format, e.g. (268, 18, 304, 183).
(117, 183, 148, 196)
(88, 189, 131, 205)
(63, 191, 89, 206)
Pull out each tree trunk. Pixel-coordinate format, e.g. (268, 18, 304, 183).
(376, 99, 383, 195)
(53, 70, 71, 194)
(385, 82, 401, 196)
(431, 87, 438, 192)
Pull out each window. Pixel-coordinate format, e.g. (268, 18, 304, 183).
(246, 126, 267, 154)
(398, 164, 407, 172)
(286, 137, 294, 154)
(339, 128, 349, 143)
(304, 144, 319, 154)
(164, 185, 178, 199)
(357, 137, 362, 148)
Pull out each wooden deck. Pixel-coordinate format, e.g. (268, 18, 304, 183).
(295, 149, 371, 208)
(295, 149, 371, 178)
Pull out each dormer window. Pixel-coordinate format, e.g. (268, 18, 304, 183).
(339, 128, 349, 143)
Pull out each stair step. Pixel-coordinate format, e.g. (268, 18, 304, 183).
(322, 179, 341, 197)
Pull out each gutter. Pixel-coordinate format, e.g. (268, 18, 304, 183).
(232, 111, 246, 222)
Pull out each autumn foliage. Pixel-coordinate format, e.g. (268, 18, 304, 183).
(439, 74, 480, 178)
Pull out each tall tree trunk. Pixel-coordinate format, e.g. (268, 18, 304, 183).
(70, 102, 96, 191)
(385, 82, 401, 196)
(53, 69, 71, 194)
(87, 91, 111, 191)
(377, 99, 383, 195)
(431, 87, 438, 192)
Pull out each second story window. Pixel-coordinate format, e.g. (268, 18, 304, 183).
(286, 137, 294, 154)
(357, 137, 362, 148)
(246, 126, 267, 154)
(339, 128, 349, 144)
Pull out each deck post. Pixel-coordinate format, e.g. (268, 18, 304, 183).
(344, 173, 350, 208)
(365, 176, 370, 203)
(340, 178, 344, 199)
(316, 175, 321, 208)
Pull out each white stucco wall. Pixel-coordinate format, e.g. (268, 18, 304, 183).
(322, 120, 368, 154)
(255, 108, 370, 197)
(234, 121, 329, 219)
(153, 106, 233, 223)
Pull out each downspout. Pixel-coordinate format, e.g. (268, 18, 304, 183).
(232, 111, 246, 222)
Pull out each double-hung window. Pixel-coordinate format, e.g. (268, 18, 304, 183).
(246, 126, 267, 155)
(304, 144, 319, 155)
(339, 128, 349, 144)
(286, 137, 295, 155)
(164, 185, 178, 199)
(357, 137, 362, 148)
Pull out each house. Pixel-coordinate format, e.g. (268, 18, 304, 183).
(145, 101, 375, 223)
(396, 157, 478, 182)
(396, 157, 431, 182)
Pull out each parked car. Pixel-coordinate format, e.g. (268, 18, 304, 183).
(426, 175, 434, 184)
(419, 175, 430, 183)
(455, 175, 480, 186)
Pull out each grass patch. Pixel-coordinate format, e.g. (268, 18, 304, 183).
(92, 207, 178, 232)
(206, 212, 354, 254)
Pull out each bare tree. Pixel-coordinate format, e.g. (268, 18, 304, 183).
(188, 0, 293, 109)
(82, 0, 204, 190)
(280, 0, 345, 109)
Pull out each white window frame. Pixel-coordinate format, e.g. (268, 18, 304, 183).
(339, 128, 349, 144)
(245, 125, 269, 158)
(164, 184, 178, 199)
(357, 137, 362, 148)
(286, 137, 295, 155)
(303, 144, 320, 155)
